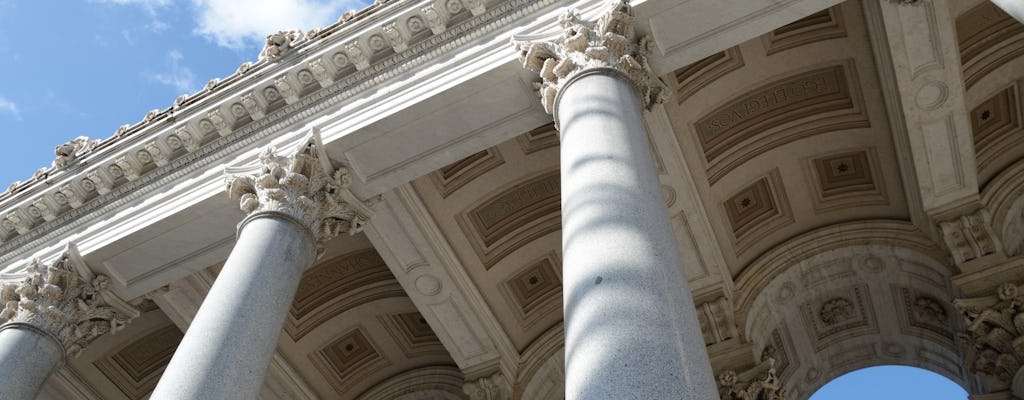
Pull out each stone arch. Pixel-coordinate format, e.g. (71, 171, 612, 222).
(983, 157, 1024, 257)
(513, 322, 564, 400)
(734, 220, 968, 398)
(356, 365, 466, 400)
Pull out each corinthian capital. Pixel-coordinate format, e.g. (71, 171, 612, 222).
(717, 358, 787, 400)
(954, 282, 1024, 387)
(512, 0, 667, 115)
(225, 128, 376, 253)
(0, 244, 139, 358)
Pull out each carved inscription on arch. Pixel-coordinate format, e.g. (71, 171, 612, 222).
(692, 62, 868, 183)
(459, 170, 561, 269)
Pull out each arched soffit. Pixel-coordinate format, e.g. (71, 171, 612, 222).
(734, 219, 949, 319)
(956, 1, 1024, 185)
(982, 157, 1024, 257)
(284, 246, 407, 341)
(282, 296, 455, 399)
(661, 1, 912, 273)
(410, 124, 564, 352)
(513, 322, 564, 400)
(739, 223, 966, 399)
(356, 365, 466, 400)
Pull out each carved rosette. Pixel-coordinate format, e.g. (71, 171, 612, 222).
(717, 358, 787, 400)
(512, 0, 667, 115)
(463, 372, 509, 400)
(954, 282, 1024, 386)
(0, 245, 139, 358)
(225, 130, 375, 254)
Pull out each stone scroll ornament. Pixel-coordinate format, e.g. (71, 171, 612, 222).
(512, 0, 668, 115)
(954, 282, 1024, 386)
(0, 244, 139, 358)
(225, 128, 376, 256)
(717, 358, 787, 400)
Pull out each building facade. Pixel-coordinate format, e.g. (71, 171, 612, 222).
(0, 0, 1023, 398)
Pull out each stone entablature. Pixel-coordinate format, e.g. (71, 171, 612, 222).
(0, 0, 563, 267)
(0, 244, 138, 358)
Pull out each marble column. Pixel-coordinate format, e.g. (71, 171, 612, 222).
(514, 2, 718, 399)
(151, 131, 374, 400)
(991, 0, 1024, 25)
(0, 246, 138, 400)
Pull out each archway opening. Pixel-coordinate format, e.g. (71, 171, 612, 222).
(809, 365, 967, 400)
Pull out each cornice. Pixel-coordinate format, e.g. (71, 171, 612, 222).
(0, 0, 565, 266)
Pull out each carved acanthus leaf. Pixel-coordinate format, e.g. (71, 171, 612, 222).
(259, 30, 302, 61)
(954, 282, 1024, 386)
(512, 0, 667, 115)
(463, 372, 509, 400)
(718, 358, 787, 400)
(52, 136, 100, 170)
(939, 208, 1001, 265)
(225, 128, 376, 255)
(0, 244, 139, 358)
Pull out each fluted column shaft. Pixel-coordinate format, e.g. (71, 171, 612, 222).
(150, 214, 315, 400)
(151, 131, 373, 400)
(0, 326, 64, 400)
(514, 2, 717, 399)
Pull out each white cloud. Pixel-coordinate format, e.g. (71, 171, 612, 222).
(191, 0, 363, 49)
(148, 50, 198, 93)
(0, 96, 20, 120)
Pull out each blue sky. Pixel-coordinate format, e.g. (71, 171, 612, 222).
(0, 2, 976, 399)
(811, 365, 967, 400)
(0, 0, 368, 188)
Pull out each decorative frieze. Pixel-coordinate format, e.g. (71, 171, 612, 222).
(0, 244, 139, 357)
(938, 208, 1001, 265)
(225, 129, 376, 253)
(717, 358, 787, 400)
(513, 0, 666, 115)
(463, 372, 509, 400)
(954, 282, 1024, 386)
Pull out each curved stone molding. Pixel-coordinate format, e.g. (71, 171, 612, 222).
(954, 281, 1024, 391)
(693, 60, 869, 184)
(512, 0, 666, 115)
(956, 2, 1024, 89)
(513, 322, 564, 399)
(983, 158, 1024, 257)
(0, 244, 139, 358)
(430, 147, 505, 198)
(357, 365, 465, 400)
(225, 129, 376, 253)
(463, 371, 509, 400)
(457, 169, 560, 269)
(284, 248, 405, 340)
(93, 323, 183, 400)
(717, 358, 787, 400)
(762, 6, 847, 55)
(672, 47, 744, 105)
(734, 219, 948, 318)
